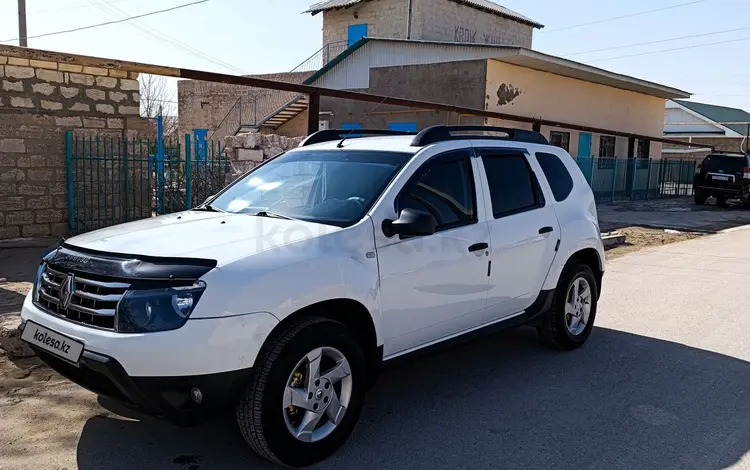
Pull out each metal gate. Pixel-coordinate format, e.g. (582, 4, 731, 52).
(65, 130, 230, 235)
(575, 157, 697, 203)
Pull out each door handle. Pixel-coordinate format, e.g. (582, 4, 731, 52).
(468, 242, 489, 253)
(539, 226, 554, 234)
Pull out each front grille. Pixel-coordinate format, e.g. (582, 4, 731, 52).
(36, 265, 129, 330)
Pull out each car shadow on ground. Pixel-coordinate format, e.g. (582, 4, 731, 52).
(76, 326, 750, 470)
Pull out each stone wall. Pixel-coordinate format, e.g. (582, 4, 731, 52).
(222, 132, 304, 181)
(322, 0, 535, 47)
(0, 55, 149, 240)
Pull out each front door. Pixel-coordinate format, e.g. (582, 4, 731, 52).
(347, 24, 368, 47)
(577, 132, 593, 183)
(376, 150, 491, 356)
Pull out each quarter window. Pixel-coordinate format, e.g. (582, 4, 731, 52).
(536, 152, 574, 202)
(397, 151, 476, 231)
(481, 152, 544, 218)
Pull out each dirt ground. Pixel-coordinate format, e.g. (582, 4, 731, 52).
(605, 226, 704, 259)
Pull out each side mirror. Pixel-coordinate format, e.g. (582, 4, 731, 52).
(382, 208, 437, 238)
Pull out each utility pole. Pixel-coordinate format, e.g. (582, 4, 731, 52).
(406, 0, 413, 39)
(18, 0, 28, 47)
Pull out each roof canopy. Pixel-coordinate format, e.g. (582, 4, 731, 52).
(673, 100, 750, 135)
(305, 0, 543, 28)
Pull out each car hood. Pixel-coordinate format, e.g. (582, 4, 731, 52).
(65, 211, 341, 265)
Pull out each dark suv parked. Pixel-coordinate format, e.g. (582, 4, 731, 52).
(694, 152, 750, 208)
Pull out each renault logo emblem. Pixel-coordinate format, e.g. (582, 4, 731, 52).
(59, 273, 76, 310)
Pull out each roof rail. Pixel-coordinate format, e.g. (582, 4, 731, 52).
(411, 125, 549, 147)
(300, 129, 416, 147)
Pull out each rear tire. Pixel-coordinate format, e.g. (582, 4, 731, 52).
(538, 262, 598, 350)
(236, 317, 367, 466)
(694, 190, 708, 205)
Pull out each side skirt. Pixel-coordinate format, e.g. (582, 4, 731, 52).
(381, 289, 554, 369)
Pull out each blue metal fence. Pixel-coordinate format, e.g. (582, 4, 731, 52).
(65, 130, 230, 235)
(574, 157, 696, 203)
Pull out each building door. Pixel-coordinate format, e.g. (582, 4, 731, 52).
(577, 132, 593, 183)
(348, 24, 368, 47)
(388, 122, 417, 133)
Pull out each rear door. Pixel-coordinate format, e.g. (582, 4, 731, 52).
(475, 147, 561, 318)
(697, 154, 746, 191)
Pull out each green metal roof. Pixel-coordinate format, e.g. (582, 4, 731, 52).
(675, 99, 750, 136)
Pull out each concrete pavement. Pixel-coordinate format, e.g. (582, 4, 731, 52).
(2, 229, 750, 469)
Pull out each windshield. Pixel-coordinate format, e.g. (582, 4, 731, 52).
(208, 149, 412, 227)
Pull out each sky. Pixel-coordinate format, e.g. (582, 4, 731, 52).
(1, 0, 749, 113)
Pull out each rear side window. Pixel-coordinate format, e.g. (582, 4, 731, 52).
(481, 152, 544, 218)
(536, 152, 574, 201)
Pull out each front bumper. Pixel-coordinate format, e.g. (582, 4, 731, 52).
(27, 338, 252, 425)
(20, 294, 278, 377)
(20, 293, 280, 424)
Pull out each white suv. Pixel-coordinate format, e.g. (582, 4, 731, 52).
(20, 126, 604, 466)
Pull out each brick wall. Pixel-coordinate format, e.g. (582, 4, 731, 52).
(412, 0, 533, 47)
(322, 0, 534, 47)
(0, 55, 149, 240)
(322, 0, 410, 45)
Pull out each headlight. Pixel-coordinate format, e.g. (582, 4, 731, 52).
(116, 281, 206, 333)
(32, 263, 45, 303)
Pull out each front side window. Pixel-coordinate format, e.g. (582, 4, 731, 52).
(397, 151, 476, 231)
(481, 151, 543, 218)
(209, 150, 411, 227)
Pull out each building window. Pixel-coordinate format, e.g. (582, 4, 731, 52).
(549, 131, 570, 152)
(598, 136, 616, 169)
(599, 136, 616, 157)
(637, 139, 650, 158)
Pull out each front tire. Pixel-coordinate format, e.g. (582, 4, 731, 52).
(538, 262, 598, 350)
(236, 317, 367, 466)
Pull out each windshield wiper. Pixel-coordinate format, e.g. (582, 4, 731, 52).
(193, 204, 224, 213)
(254, 211, 295, 220)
